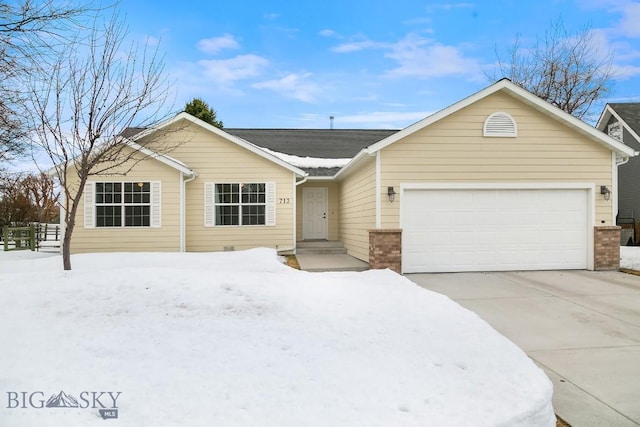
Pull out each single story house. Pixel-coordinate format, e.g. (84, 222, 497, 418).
(596, 103, 640, 244)
(64, 79, 635, 273)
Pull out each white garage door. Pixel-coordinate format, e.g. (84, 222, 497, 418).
(402, 188, 589, 273)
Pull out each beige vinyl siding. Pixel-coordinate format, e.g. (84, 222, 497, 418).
(69, 149, 181, 253)
(140, 121, 296, 252)
(296, 181, 339, 241)
(338, 157, 376, 262)
(379, 91, 614, 228)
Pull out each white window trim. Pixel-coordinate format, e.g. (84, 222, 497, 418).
(84, 181, 161, 229)
(204, 182, 276, 227)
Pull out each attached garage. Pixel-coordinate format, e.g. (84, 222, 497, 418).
(401, 185, 593, 273)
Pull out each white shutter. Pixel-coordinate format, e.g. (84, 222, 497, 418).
(204, 182, 214, 227)
(266, 182, 276, 226)
(84, 182, 95, 228)
(150, 181, 161, 228)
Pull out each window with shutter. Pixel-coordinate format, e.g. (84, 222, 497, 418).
(205, 182, 276, 227)
(89, 181, 160, 227)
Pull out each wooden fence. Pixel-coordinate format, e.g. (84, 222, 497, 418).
(2, 223, 61, 252)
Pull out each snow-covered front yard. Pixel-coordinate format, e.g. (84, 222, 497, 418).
(0, 249, 554, 426)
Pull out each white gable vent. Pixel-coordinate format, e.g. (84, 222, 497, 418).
(483, 112, 517, 137)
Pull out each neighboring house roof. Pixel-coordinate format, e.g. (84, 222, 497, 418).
(132, 112, 308, 178)
(596, 103, 640, 146)
(337, 79, 637, 178)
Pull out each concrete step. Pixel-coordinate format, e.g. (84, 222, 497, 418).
(296, 247, 348, 255)
(297, 241, 347, 254)
(295, 254, 369, 272)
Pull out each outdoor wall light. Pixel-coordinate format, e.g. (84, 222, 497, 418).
(600, 185, 611, 201)
(387, 186, 396, 203)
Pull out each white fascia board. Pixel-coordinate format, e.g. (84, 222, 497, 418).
(501, 85, 635, 158)
(595, 105, 613, 131)
(125, 140, 195, 176)
(333, 148, 375, 179)
(305, 176, 335, 181)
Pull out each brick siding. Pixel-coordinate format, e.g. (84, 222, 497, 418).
(368, 229, 402, 273)
(594, 226, 621, 271)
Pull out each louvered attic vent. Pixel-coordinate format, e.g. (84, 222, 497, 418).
(483, 112, 517, 137)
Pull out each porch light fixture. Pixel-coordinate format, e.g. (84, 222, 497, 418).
(387, 186, 396, 203)
(600, 185, 611, 201)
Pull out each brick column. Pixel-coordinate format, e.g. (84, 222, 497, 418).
(368, 229, 402, 273)
(594, 226, 621, 271)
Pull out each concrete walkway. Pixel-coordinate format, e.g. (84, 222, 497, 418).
(408, 270, 640, 427)
(295, 254, 369, 272)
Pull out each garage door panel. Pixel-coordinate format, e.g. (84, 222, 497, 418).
(402, 188, 589, 273)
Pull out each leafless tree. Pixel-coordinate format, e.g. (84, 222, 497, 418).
(489, 19, 614, 121)
(0, 0, 87, 164)
(27, 10, 179, 270)
(0, 171, 58, 225)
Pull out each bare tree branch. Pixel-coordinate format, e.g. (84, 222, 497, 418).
(26, 9, 183, 270)
(0, 0, 89, 165)
(488, 18, 613, 121)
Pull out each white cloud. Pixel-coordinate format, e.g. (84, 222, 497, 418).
(338, 111, 432, 127)
(197, 34, 240, 54)
(617, 2, 640, 38)
(253, 73, 320, 103)
(319, 29, 338, 37)
(263, 12, 280, 20)
(384, 33, 481, 78)
(611, 64, 640, 79)
(198, 54, 269, 83)
(331, 40, 384, 53)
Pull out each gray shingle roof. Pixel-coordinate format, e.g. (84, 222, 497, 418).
(609, 103, 640, 134)
(225, 129, 399, 158)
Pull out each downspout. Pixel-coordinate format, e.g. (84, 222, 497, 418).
(612, 152, 635, 225)
(180, 171, 197, 252)
(375, 150, 381, 228)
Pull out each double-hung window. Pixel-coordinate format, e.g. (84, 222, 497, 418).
(205, 182, 275, 227)
(84, 181, 161, 228)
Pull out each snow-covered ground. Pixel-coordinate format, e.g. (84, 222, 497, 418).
(621, 246, 640, 270)
(0, 249, 554, 426)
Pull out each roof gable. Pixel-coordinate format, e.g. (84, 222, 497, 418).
(134, 112, 307, 177)
(596, 103, 640, 147)
(365, 79, 635, 159)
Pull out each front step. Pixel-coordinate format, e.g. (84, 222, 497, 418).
(296, 240, 348, 255)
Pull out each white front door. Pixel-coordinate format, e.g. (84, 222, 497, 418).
(303, 187, 328, 240)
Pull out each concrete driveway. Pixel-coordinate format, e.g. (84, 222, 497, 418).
(408, 270, 640, 427)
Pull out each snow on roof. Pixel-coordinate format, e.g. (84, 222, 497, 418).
(259, 146, 351, 169)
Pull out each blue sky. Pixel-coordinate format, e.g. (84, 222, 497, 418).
(120, 1, 640, 129)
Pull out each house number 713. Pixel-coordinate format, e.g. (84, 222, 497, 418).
(279, 198, 290, 204)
